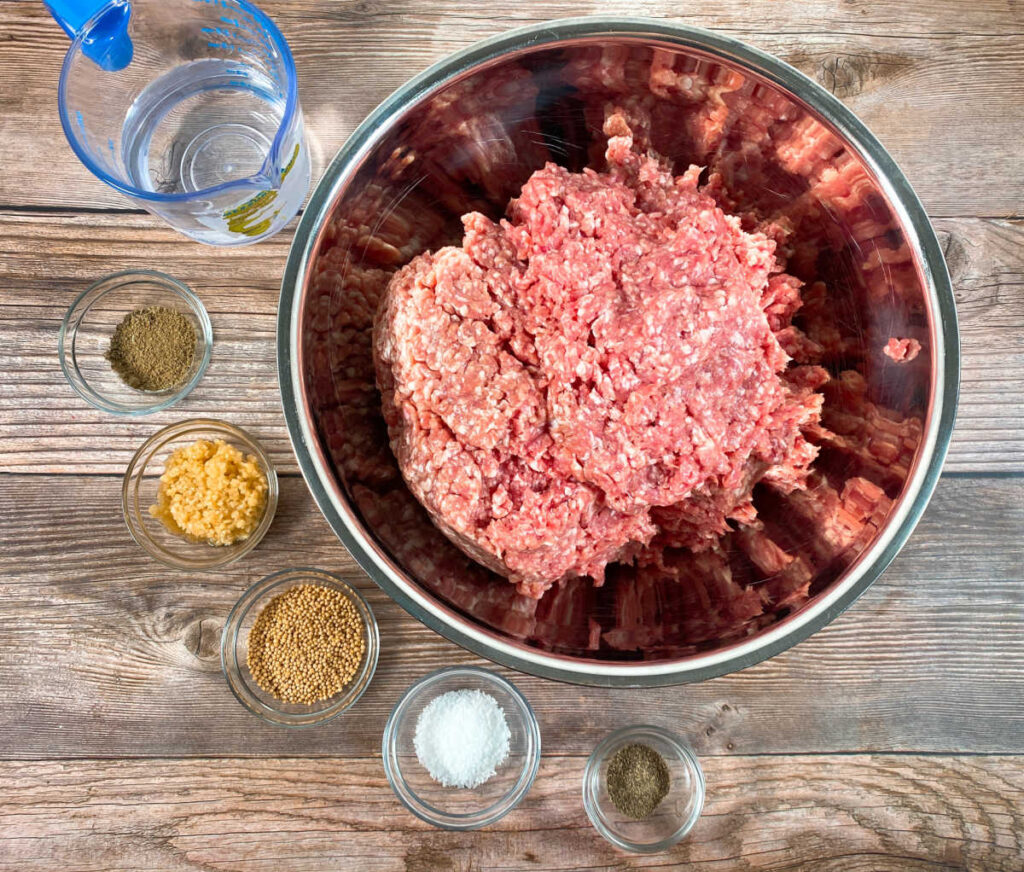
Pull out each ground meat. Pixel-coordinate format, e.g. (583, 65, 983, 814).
(374, 114, 825, 599)
(884, 337, 922, 362)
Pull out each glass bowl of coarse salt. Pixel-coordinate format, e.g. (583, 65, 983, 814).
(221, 568, 380, 727)
(59, 270, 212, 416)
(382, 666, 540, 829)
(122, 418, 278, 570)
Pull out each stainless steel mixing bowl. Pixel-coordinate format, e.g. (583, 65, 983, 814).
(279, 18, 959, 686)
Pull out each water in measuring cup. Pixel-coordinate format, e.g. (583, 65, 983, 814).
(121, 58, 306, 241)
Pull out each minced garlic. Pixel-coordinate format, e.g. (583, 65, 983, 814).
(150, 438, 268, 546)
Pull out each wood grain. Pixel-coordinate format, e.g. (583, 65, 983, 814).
(1, 755, 1021, 872)
(1, 213, 1021, 474)
(1, 472, 1020, 759)
(0, 0, 1021, 217)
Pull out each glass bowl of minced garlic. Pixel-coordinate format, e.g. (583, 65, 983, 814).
(221, 568, 380, 726)
(122, 418, 278, 569)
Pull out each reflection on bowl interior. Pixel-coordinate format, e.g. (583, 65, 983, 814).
(298, 37, 932, 665)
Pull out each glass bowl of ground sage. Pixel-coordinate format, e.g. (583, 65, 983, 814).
(382, 666, 541, 830)
(123, 418, 278, 569)
(59, 270, 212, 415)
(583, 725, 705, 853)
(221, 568, 380, 727)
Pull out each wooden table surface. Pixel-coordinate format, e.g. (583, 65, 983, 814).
(1, 1, 1022, 869)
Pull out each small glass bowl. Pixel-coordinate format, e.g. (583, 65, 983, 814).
(221, 568, 380, 727)
(122, 418, 278, 569)
(382, 666, 540, 830)
(59, 270, 212, 415)
(583, 725, 704, 853)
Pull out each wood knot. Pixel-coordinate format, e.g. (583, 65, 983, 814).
(698, 701, 741, 752)
(404, 845, 456, 872)
(939, 230, 970, 288)
(817, 52, 914, 99)
(183, 618, 222, 661)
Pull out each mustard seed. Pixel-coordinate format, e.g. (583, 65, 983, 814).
(246, 584, 365, 705)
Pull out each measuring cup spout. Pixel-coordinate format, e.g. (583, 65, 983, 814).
(44, 0, 133, 71)
(268, 141, 304, 189)
(253, 170, 283, 192)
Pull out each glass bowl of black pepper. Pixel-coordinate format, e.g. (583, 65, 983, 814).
(59, 269, 212, 415)
(221, 568, 380, 727)
(583, 725, 705, 853)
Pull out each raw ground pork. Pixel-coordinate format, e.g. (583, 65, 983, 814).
(374, 114, 827, 599)
(884, 337, 922, 363)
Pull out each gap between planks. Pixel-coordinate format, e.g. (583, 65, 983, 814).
(2, 471, 1020, 479)
(0, 203, 1017, 220)
(2, 750, 1022, 763)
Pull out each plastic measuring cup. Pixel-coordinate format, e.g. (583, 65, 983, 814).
(45, 0, 310, 245)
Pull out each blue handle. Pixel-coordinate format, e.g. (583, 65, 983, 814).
(43, 0, 133, 71)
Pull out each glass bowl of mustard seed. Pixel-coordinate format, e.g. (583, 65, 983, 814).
(123, 419, 278, 569)
(59, 270, 212, 415)
(221, 568, 380, 727)
(583, 725, 705, 853)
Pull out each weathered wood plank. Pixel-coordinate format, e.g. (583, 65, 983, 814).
(936, 218, 1024, 472)
(0, 1, 1020, 217)
(0, 211, 297, 472)
(1, 755, 1021, 872)
(0, 472, 1020, 759)
(1, 213, 1020, 474)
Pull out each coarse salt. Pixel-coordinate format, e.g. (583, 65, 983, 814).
(413, 689, 511, 788)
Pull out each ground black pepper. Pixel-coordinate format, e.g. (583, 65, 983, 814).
(105, 306, 196, 391)
(606, 742, 671, 819)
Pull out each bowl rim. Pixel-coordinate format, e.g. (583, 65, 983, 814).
(58, 269, 213, 416)
(121, 417, 279, 569)
(381, 665, 541, 830)
(278, 16, 961, 687)
(582, 724, 705, 853)
(220, 567, 380, 727)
